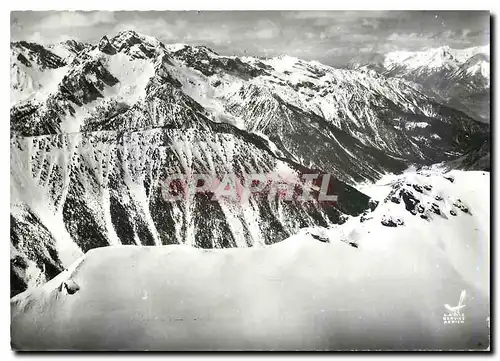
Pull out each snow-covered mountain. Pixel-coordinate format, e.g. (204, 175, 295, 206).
(11, 32, 489, 176)
(11, 168, 490, 350)
(47, 39, 92, 63)
(10, 30, 490, 297)
(383, 45, 489, 75)
(351, 45, 490, 123)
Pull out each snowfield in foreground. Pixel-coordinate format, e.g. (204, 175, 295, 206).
(11, 170, 490, 350)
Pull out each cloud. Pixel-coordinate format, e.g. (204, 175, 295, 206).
(282, 11, 388, 20)
(22, 31, 71, 45)
(361, 18, 379, 30)
(387, 31, 457, 44)
(110, 18, 176, 41)
(10, 11, 490, 67)
(461, 29, 471, 37)
(38, 11, 116, 30)
(387, 32, 421, 41)
(23, 31, 43, 43)
(282, 11, 340, 20)
(251, 20, 281, 40)
(109, 16, 236, 46)
(253, 28, 277, 39)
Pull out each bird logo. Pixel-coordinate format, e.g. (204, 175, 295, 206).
(444, 290, 466, 316)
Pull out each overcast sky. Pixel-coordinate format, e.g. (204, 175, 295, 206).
(11, 11, 490, 66)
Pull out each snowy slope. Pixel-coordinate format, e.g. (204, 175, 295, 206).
(10, 42, 68, 105)
(10, 63, 68, 105)
(356, 168, 489, 293)
(11, 169, 490, 350)
(47, 40, 91, 63)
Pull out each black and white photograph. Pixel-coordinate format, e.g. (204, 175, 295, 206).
(9, 9, 491, 351)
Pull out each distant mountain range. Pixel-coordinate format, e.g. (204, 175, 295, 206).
(350, 45, 490, 123)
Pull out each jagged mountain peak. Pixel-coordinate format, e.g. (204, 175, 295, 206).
(107, 30, 165, 59)
(166, 43, 221, 58)
(47, 39, 91, 64)
(112, 29, 149, 42)
(115, 29, 141, 37)
(110, 30, 162, 48)
(458, 53, 490, 79)
(276, 54, 299, 62)
(194, 45, 219, 56)
(57, 39, 88, 52)
(467, 52, 490, 63)
(98, 35, 116, 55)
(164, 43, 189, 52)
(460, 52, 490, 71)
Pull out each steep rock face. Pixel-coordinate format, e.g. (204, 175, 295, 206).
(109, 30, 166, 60)
(11, 57, 120, 136)
(168, 44, 269, 79)
(10, 207, 63, 298)
(11, 41, 66, 69)
(11, 42, 69, 106)
(11, 120, 370, 295)
(47, 39, 91, 64)
(97, 36, 117, 55)
(10, 31, 490, 296)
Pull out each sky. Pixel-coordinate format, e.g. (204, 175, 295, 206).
(10, 11, 490, 66)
